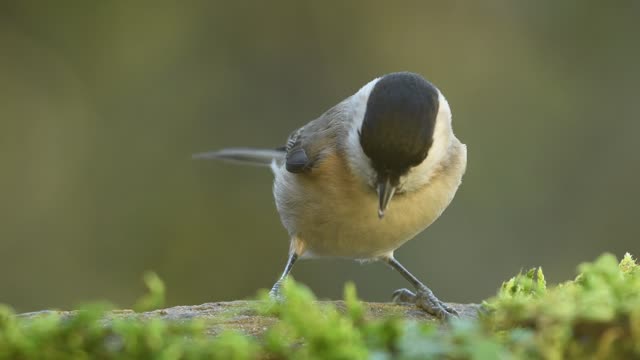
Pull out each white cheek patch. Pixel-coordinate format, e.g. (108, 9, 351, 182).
(344, 77, 380, 187)
(399, 91, 454, 193)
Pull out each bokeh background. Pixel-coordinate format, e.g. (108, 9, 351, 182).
(1, 1, 639, 312)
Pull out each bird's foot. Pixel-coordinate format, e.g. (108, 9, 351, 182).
(392, 287, 458, 320)
(269, 282, 285, 303)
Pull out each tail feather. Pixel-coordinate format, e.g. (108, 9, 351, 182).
(192, 147, 285, 167)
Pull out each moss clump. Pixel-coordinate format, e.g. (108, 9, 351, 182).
(132, 271, 166, 313)
(0, 253, 639, 359)
(485, 252, 640, 359)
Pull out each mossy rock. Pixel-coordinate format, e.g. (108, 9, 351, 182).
(18, 300, 482, 338)
(1, 253, 639, 359)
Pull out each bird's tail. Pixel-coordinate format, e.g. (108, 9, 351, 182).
(192, 147, 285, 167)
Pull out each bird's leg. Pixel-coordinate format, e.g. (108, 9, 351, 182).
(269, 252, 298, 300)
(382, 255, 458, 320)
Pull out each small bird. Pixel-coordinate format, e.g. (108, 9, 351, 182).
(194, 72, 467, 319)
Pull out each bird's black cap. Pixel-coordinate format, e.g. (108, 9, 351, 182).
(359, 72, 440, 184)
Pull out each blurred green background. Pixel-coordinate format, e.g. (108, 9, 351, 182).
(1, 1, 639, 312)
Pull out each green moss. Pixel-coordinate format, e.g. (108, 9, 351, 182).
(484, 252, 640, 359)
(133, 271, 166, 313)
(1, 252, 638, 359)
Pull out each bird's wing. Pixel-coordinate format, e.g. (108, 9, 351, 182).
(192, 103, 346, 170)
(284, 104, 348, 173)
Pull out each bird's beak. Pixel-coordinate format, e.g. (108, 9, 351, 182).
(377, 176, 397, 219)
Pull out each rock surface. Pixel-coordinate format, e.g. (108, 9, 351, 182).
(19, 301, 482, 337)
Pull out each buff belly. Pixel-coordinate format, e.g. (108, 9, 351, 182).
(271, 150, 464, 259)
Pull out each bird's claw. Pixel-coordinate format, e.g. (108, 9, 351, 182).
(269, 283, 285, 303)
(392, 287, 458, 320)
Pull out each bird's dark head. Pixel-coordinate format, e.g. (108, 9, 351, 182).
(358, 72, 440, 217)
